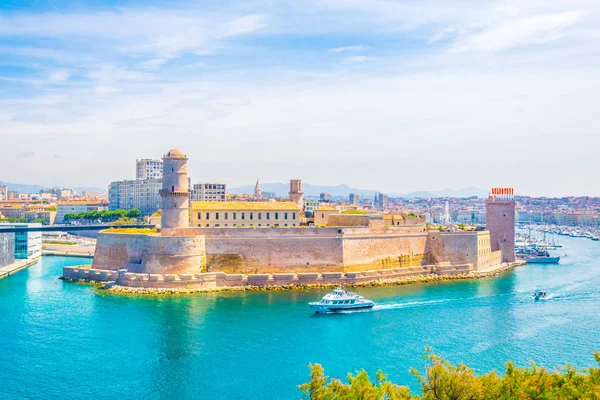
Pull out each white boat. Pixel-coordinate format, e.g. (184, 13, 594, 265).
(533, 290, 547, 300)
(516, 248, 560, 264)
(309, 287, 375, 313)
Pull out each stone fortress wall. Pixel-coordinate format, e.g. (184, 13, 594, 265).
(145, 220, 431, 273)
(426, 230, 502, 270)
(88, 220, 501, 276)
(91, 232, 206, 274)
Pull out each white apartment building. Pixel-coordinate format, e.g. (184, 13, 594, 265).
(191, 183, 227, 202)
(108, 178, 162, 215)
(56, 202, 108, 223)
(304, 199, 320, 214)
(0, 185, 8, 201)
(136, 159, 163, 180)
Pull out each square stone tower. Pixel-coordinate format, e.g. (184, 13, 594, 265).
(486, 188, 515, 263)
(289, 179, 303, 208)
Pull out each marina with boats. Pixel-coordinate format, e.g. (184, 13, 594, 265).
(515, 223, 600, 264)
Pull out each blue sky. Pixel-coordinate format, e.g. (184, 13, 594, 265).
(1, 0, 599, 196)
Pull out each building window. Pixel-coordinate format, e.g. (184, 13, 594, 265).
(242, 212, 245, 220)
(225, 213, 228, 219)
(233, 212, 237, 220)
(258, 213, 262, 220)
(206, 224, 209, 227)
(250, 212, 254, 220)
(216, 212, 219, 220)
(267, 212, 270, 219)
(293, 213, 296, 219)
(206, 212, 210, 219)
(285, 212, 288, 219)
(275, 212, 279, 220)
(197, 212, 201, 220)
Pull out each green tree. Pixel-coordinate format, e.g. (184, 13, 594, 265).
(299, 363, 412, 400)
(126, 208, 141, 218)
(299, 349, 600, 399)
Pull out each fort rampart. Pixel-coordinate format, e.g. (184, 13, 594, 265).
(91, 222, 504, 276)
(63, 263, 476, 290)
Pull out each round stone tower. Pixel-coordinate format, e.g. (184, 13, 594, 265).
(160, 149, 190, 230)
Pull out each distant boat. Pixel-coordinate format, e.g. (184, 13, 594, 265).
(309, 287, 375, 313)
(533, 291, 547, 300)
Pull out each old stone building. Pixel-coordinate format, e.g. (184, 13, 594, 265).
(191, 201, 301, 227)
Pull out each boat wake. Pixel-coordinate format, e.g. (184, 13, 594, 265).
(333, 297, 468, 314)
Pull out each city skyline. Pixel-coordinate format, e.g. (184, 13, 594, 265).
(2, 1, 600, 196)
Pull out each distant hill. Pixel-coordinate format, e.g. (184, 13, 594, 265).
(230, 183, 487, 199)
(230, 183, 375, 197)
(391, 187, 489, 198)
(0, 181, 106, 195)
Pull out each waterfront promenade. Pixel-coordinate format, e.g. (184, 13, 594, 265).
(43, 241, 96, 257)
(0, 258, 39, 280)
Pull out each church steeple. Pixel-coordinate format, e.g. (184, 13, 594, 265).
(254, 179, 263, 199)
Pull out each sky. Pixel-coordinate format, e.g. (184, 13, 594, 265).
(1, 0, 599, 197)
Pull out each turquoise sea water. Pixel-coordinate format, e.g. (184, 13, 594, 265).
(1, 235, 599, 399)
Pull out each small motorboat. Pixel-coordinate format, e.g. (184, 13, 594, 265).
(309, 287, 375, 313)
(533, 291, 547, 300)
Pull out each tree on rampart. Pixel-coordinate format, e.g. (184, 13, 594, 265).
(64, 208, 142, 223)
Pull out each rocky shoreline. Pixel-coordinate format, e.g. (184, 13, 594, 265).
(61, 261, 525, 296)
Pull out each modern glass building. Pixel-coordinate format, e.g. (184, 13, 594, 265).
(2, 223, 42, 260)
(0, 231, 15, 267)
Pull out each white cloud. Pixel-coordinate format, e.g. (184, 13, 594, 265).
(451, 11, 586, 53)
(429, 28, 457, 44)
(342, 55, 371, 63)
(216, 14, 267, 38)
(329, 45, 368, 53)
(86, 65, 151, 83)
(0, 9, 267, 59)
(48, 69, 70, 83)
(137, 58, 169, 70)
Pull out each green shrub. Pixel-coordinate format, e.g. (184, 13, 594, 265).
(299, 349, 600, 399)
